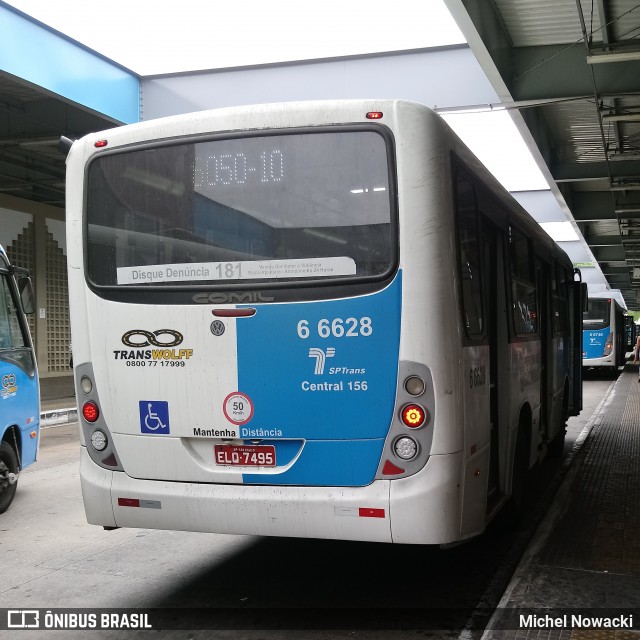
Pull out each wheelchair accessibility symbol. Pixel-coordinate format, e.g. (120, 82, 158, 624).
(139, 401, 170, 434)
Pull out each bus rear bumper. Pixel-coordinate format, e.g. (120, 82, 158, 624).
(80, 447, 393, 542)
(582, 357, 614, 367)
(80, 448, 466, 544)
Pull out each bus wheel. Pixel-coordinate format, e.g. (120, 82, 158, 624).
(0, 441, 19, 514)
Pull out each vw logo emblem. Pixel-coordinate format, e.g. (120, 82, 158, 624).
(210, 320, 225, 337)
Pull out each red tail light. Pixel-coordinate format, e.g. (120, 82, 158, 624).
(82, 401, 99, 423)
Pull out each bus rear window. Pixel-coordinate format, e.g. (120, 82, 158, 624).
(583, 299, 611, 330)
(86, 130, 394, 288)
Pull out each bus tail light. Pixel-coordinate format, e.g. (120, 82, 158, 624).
(75, 362, 124, 472)
(90, 430, 108, 451)
(82, 401, 100, 423)
(401, 404, 426, 428)
(80, 376, 93, 394)
(404, 376, 425, 396)
(394, 436, 418, 460)
(375, 362, 434, 480)
(376, 360, 437, 480)
(366, 111, 383, 120)
(603, 334, 613, 356)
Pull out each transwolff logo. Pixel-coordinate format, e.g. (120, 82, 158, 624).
(308, 347, 335, 375)
(114, 329, 193, 361)
(192, 292, 275, 304)
(122, 329, 183, 348)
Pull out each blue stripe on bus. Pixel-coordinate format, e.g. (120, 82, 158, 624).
(236, 272, 402, 486)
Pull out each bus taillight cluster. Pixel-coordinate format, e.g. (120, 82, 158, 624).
(394, 376, 429, 461)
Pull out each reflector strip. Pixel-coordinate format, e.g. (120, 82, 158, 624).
(101, 453, 118, 467)
(382, 460, 405, 475)
(334, 506, 386, 518)
(117, 498, 162, 509)
(118, 498, 140, 508)
(358, 508, 385, 518)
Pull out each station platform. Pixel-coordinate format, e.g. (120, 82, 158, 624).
(483, 364, 640, 639)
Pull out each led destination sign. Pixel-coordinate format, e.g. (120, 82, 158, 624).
(193, 149, 284, 187)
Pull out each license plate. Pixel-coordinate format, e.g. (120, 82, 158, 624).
(214, 444, 276, 467)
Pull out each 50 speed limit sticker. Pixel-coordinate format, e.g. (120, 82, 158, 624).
(223, 392, 254, 425)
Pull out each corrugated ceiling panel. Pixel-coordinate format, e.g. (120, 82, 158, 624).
(542, 101, 606, 163)
(605, 0, 640, 42)
(494, 0, 602, 46)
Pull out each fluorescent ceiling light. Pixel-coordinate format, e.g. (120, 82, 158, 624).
(442, 110, 548, 192)
(602, 113, 640, 122)
(587, 50, 640, 64)
(3, 0, 465, 75)
(610, 183, 640, 191)
(539, 221, 580, 242)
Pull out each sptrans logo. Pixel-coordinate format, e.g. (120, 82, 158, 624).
(308, 348, 335, 375)
(114, 329, 194, 363)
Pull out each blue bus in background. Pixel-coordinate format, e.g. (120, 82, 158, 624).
(0, 245, 39, 513)
(582, 294, 626, 373)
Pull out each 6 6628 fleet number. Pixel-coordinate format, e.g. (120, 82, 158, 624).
(297, 317, 372, 339)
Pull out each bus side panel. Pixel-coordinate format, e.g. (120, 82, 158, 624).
(550, 334, 570, 434)
(0, 358, 39, 467)
(460, 345, 491, 538)
(509, 341, 541, 471)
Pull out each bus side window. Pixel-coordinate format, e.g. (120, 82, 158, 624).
(455, 176, 484, 338)
(0, 274, 26, 350)
(509, 225, 537, 336)
(553, 264, 569, 335)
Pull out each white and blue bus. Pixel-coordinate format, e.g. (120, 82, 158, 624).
(65, 100, 583, 544)
(0, 245, 38, 513)
(582, 294, 626, 372)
